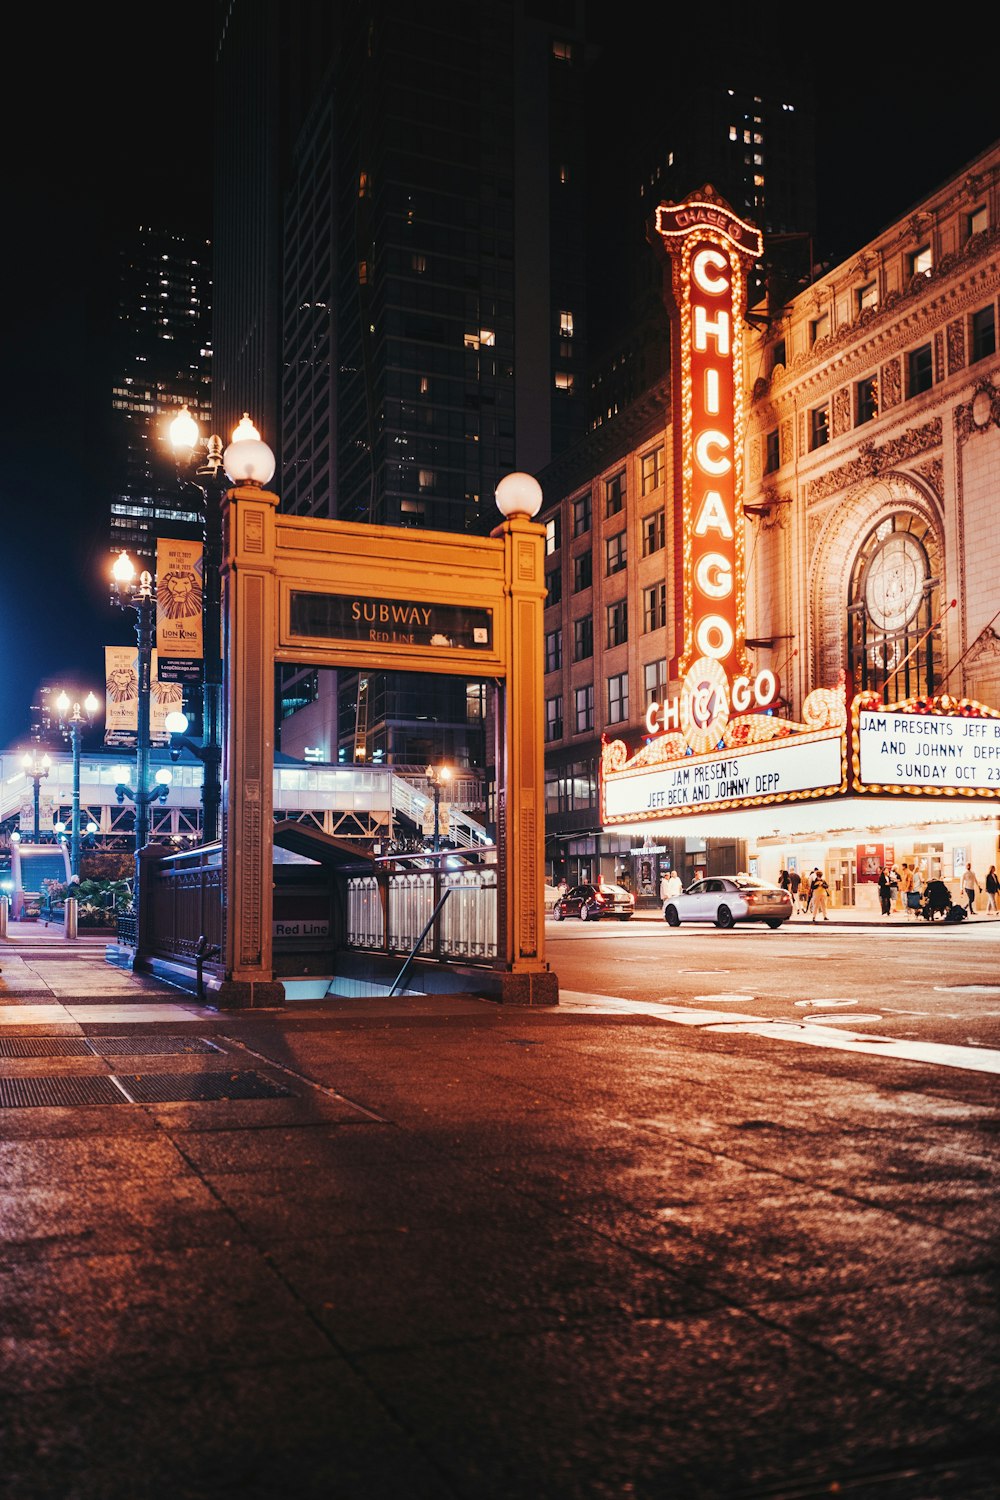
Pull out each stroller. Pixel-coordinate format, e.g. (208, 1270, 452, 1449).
(920, 879, 967, 922)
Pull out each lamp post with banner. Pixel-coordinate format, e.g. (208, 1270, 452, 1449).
(21, 751, 51, 843)
(54, 691, 101, 878)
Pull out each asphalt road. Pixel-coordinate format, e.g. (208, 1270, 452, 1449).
(546, 916, 1000, 1060)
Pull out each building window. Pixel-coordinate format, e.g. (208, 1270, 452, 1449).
(605, 470, 626, 516)
(607, 673, 629, 725)
(552, 38, 573, 61)
(764, 429, 780, 473)
(573, 551, 592, 592)
(605, 532, 627, 575)
(643, 583, 667, 633)
(967, 205, 988, 239)
(572, 493, 591, 536)
(641, 446, 664, 495)
(606, 598, 628, 648)
(573, 616, 593, 662)
(642, 509, 665, 555)
(856, 281, 878, 313)
(856, 376, 878, 425)
(907, 343, 933, 396)
(770, 338, 786, 371)
(545, 696, 563, 743)
(555, 371, 575, 392)
(559, 310, 574, 337)
(545, 515, 560, 555)
(644, 658, 667, 706)
(574, 684, 594, 733)
(545, 566, 562, 607)
(810, 313, 829, 345)
(971, 305, 996, 363)
(544, 629, 562, 674)
(809, 404, 829, 450)
(909, 245, 932, 279)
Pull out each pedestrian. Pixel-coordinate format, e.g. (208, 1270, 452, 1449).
(878, 866, 892, 917)
(788, 868, 801, 903)
(962, 863, 982, 913)
(778, 867, 789, 890)
(888, 866, 900, 912)
(799, 870, 813, 915)
(985, 865, 999, 915)
(908, 862, 924, 918)
(665, 869, 683, 900)
(810, 871, 830, 921)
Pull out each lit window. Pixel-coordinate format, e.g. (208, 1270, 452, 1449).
(464, 332, 480, 350)
(809, 405, 829, 450)
(552, 38, 573, 61)
(968, 205, 988, 238)
(418, 469, 436, 489)
(857, 281, 878, 312)
(641, 446, 664, 495)
(358, 172, 368, 197)
(558, 163, 570, 185)
(605, 532, 626, 575)
(419, 376, 430, 395)
(643, 584, 667, 633)
(642, 510, 665, 555)
(559, 310, 574, 337)
(729, 126, 738, 141)
(909, 245, 932, 279)
(412, 253, 427, 274)
(358, 261, 368, 284)
(856, 375, 878, 425)
(545, 515, 560, 554)
(555, 371, 574, 392)
(480, 329, 495, 346)
(644, 659, 667, 706)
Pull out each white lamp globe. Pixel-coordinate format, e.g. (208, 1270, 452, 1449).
(223, 413, 276, 486)
(164, 711, 189, 736)
(154, 768, 173, 787)
(495, 471, 543, 519)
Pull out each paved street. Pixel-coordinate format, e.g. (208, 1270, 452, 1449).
(1, 922, 998, 1498)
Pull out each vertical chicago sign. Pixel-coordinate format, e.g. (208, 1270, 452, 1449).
(651, 191, 763, 749)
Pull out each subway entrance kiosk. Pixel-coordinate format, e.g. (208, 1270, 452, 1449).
(219, 472, 557, 1007)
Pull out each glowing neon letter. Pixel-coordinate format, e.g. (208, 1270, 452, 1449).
(694, 306, 730, 356)
(694, 491, 734, 538)
(694, 553, 732, 599)
(695, 615, 735, 660)
(692, 248, 729, 295)
(704, 368, 720, 415)
(694, 431, 731, 476)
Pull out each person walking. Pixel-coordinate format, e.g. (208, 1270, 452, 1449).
(878, 866, 892, 917)
(788, 868, 801, 906)
(985, 865, 999, 915)
(778, 867, 790, 891)
(665, 870, 683, 900)
(799, 870, 813, 915)
(810, 871, 830, 921)
(962, 863, 982, 914)
(909, 862, 925, 918)
(888, 866, 900, 912)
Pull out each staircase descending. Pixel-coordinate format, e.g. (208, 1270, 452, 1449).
(12, 845, 71, 917)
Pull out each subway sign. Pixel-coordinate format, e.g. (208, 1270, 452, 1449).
(289, 591, 493, 650)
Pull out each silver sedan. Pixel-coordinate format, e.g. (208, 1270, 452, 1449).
(663, 875, 793, 930)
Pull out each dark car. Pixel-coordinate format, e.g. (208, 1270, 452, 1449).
(552, 882, 634, 921)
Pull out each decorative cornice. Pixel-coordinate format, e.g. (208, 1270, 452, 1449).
(806, 420, 942, 502)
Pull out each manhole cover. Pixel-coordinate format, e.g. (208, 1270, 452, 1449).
(0, 1076, 124, 1108)
(87, 1036, 222, 1056)
(115, 1070, 292, 1103)
(0, 1038, 94, 1058)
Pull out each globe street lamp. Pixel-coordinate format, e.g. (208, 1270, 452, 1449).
(425, 763, 453, 851)
(54, 690, 100, 878)
(111, 551, 171, 936)
(21, 751, 51, 842)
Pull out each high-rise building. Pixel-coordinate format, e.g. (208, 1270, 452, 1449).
(108, 226, 213, 564)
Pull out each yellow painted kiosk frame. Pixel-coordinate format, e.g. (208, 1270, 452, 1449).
(219, 481, 557, 1007)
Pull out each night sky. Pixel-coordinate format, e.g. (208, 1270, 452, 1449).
(0, 13, 994, 748)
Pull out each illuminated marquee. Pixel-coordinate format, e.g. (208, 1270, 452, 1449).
(853, 691, 1000, 797)
(650, 192, 763, 687)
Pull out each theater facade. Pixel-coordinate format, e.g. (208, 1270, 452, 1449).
(541, 142, 1000, 909)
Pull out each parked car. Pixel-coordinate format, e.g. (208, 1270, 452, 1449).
(662, 875, 793, 929)
(552, 882, 634, 921)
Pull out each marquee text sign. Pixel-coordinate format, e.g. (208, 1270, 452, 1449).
(603, 731, 844, 823)
(856, 708, 1000, 794)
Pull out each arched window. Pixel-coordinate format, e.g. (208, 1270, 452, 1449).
(847, 513, 941, 701)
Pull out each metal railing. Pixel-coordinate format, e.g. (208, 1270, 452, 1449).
(348, 853, 498, 962)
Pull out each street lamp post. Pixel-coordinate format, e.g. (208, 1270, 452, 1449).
(112, 551, 171, 934)
(21, 751, 51, 842)
(54, 691, 100, 878)
(168, 405, 227, 843)
(425, 763, 453, 851)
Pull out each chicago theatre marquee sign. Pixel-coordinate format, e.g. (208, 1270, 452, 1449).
(601, 189, 848, 825)
(600, 188, 1000, 831)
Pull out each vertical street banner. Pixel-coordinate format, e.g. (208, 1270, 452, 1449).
(105, 645, 138, 744)
(104, 647, 184, 745)
(156, 538, 204, 682)
(151, 652, 184, 742)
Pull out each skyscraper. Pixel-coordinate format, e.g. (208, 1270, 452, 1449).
(108, 226, 213, 564)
